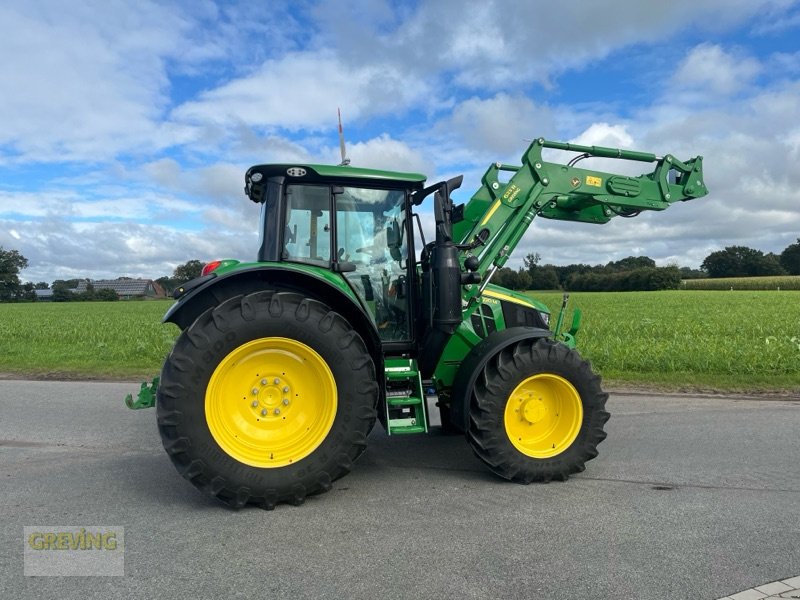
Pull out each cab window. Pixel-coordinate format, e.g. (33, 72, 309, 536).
(283, 185, 331, 265)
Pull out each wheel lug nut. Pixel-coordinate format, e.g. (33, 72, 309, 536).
(251, 388, 259, 395)
(251, 401, 259, 407)
(282, 399, 289, 406)
(261, 378, 267, 385)
(274, 408, 281, 415)
(261, 409, 267, 416)
(274, 378, 280, 385)
(282, 386, 289, 393)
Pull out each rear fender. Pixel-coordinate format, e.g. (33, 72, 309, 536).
(163, 266, 384, 387)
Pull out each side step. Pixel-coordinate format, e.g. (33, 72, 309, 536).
(384, 358, 428, 435)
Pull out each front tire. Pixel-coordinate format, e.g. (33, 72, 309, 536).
(467, 338, 609, 483)
(157, 291, 378, 508)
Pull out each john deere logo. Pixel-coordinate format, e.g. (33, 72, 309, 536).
(571, 177, 580, 187)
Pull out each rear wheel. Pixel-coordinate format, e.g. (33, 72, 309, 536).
(157, 291, 378, 508)
(467, 338, 609, 483)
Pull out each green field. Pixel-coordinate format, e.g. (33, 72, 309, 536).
(529, 290, 800, 392)
(0, 301, 179, 379)
(1, 291, 798, 392)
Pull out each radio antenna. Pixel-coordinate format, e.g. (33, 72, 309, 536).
(338, 108, 350, 166)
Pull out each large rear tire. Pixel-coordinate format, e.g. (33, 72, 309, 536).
(467, 338, 609, 483)
(156, 291, 378, 509)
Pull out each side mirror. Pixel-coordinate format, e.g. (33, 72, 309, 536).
(387, 220, 402, 262)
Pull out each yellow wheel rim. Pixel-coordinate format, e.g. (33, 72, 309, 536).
(205, 337, 337, 468)
(503, 373, 583, 458)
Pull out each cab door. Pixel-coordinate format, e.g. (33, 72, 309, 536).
(333, 186, 412, 343)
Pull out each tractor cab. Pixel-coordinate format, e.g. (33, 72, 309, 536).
(245, 164, 427, 344)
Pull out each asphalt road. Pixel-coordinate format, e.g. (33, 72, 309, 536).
(0, 380, 798, 600)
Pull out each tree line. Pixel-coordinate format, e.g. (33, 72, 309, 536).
(492, 255, 685, 292)
(492, 238, 800, 292)
(700, 243, 798, 278)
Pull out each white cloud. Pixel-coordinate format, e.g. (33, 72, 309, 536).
(672, 43, 762, 96)
(751, 4, 800, 33)
(172, 51, 431, 132)
(767, 50, 800, 76)
(0, 186, 202, 224)
(143, 159, 183, 188)
(344, 135, 430, 174)
(0, 2, 182, 161)
(571, 124, 635, 148)
(447, 94, 556, 159)
(143, 161, 243, 203)
(0, 0, 298, 162)
(3, 217, 258, 283)
(315, 0, 798, 89)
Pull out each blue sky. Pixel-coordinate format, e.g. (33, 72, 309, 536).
(1, 0, 799, 283)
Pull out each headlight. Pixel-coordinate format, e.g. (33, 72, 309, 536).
(539, 311, 550, 327)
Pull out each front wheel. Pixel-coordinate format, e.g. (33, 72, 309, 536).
(156, 291, 378, 508)
(467, 338, 609, 483)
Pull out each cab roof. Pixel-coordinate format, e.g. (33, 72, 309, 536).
(245, 163, 427, 201)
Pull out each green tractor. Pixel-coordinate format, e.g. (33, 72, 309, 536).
(131, 137, 706, 508)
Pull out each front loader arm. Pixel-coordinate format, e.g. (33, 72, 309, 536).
(453, 138, 707, 292)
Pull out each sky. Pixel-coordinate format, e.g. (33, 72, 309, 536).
(1, 0, 799, 284)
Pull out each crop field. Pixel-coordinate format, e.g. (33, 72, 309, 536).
(682, 275, 800, 291)
(530, 290, 800, 392)
(1, 291, 798, 392)
(0, 301, 178, 379)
